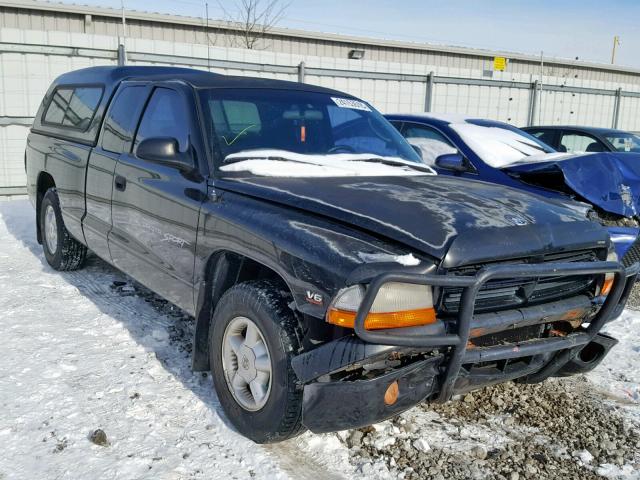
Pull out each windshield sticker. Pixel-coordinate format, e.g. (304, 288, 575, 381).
(331, 97, 371, 112)
(222, 124, 257, 146)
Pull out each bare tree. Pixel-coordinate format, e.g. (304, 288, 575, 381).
(218, 0, 290, 50)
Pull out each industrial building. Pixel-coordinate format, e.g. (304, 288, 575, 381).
(1, 0, 640, 194)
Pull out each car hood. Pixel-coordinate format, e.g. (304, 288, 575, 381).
(217, 175, 603, 261)
(503, 152, 640, 218)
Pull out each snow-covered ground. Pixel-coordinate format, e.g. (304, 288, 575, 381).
(0, 199, 639, 479)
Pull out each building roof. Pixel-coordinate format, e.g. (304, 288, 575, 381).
(4, 0, 640, 77)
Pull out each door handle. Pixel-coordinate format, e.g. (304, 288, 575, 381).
(114, 175, 127, 191)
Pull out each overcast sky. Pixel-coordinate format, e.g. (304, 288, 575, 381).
(59, 0, 640, 68)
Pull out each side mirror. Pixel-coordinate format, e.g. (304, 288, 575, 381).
(435, 153, 468, 172)
(137, 137, 193, 169)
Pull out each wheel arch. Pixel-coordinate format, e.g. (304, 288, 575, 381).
(192, 249, 296, 371)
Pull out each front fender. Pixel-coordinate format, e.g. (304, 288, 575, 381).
(191, 189, 431, 370)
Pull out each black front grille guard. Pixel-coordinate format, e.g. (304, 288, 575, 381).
(353, 261, 639, 403)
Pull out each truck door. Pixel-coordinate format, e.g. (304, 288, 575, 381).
(84, 84, 151, 262)
(108, 85, 208, 315)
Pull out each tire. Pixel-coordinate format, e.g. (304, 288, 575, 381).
(40, 188, 87, 271)
(209, 280, 305, 443)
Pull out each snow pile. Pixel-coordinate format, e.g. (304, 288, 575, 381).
(220, 149, 435, 177)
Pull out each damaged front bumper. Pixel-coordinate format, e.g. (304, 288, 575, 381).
(292, 261, 638, 433)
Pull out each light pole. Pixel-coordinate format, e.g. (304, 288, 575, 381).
(611, 35, 621, 64)
(205, 2, 211, 71)
(118, 0, 127, 65)
(538, 51, 543, 125)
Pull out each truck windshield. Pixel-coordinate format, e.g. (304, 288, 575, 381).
(198, 88, 427, 177)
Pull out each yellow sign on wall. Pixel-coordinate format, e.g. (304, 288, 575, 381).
(493, 56, 507, 71)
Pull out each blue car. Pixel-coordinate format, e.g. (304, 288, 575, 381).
(385, 113, 640, 260)
(522, 125, 640, 154)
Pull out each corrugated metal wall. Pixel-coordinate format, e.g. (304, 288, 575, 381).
(539, 90, 616, 126)
(2, 2, 640, 193)
(431, 82, 532, 126)
(4, 3, 640, 87)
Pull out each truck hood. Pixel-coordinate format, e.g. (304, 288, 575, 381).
(217, 175, 600, 260)
(503, 152, 640, 218)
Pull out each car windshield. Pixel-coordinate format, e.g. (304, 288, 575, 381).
(605, 132, 640, 152)
(449, 119, 560, 168)
(198, 88, 429, 177)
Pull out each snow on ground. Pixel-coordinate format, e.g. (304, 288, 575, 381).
(0, 198, 639, 480)
(588, 310, 640, 418)
(0, 200, 352, 480)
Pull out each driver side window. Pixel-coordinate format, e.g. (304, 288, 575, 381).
(403, 124, 457, 166)
(135, 88, 190, 153)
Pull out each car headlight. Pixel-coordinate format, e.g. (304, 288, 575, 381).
(600, 249, 618, 296)
(326, 282, 437, 330)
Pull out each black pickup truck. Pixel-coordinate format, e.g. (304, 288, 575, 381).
(25, 66, 637, 443)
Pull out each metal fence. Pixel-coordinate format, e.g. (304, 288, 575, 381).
(1, 39, 640, 194)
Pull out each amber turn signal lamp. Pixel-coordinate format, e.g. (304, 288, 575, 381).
(326, 282, 438, 330)
(600, 250, 618, 297)
(601, 277, 614, 296)
(384, 381, 399, 406)
(327, 307, 437, 330)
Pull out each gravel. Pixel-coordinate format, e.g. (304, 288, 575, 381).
(625, 284, 640, 310)
(338, 379, 640, 479)
(88, 429, 109, 447)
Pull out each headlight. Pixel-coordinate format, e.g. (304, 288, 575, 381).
(600, 249, 618, 296)
(326, 282, 437, 330)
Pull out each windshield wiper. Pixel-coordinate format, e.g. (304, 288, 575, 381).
(511, 139, 549, 156)
(222, 155, 312, 166)
(344, 156, 434, 173)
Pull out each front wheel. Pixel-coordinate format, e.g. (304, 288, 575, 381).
(209, 280, 305, 443)
(40, 188, 87, 271)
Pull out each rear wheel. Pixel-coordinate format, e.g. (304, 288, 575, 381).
(40, 188, 87, 271)
(209, 280, 305, 443)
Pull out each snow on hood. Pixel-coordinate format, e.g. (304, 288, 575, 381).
(357, 252, 421, 266)
(220, 149, 436, 177)
(449, 123, 566, 168)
